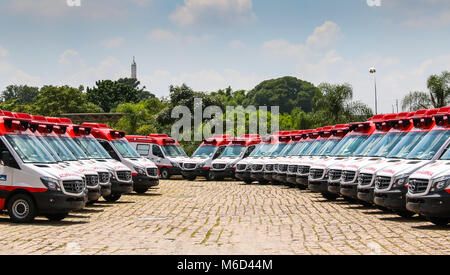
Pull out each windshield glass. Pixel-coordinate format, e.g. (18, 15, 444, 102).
(220, 145, 246, 158)
(318, 139, 342, 156)
(161, 145, 187, 157)
(406, 130, 450, 160)
(367, 132, 407, 157)
(37, 137, 62, 162)
(112, 140, 141, 158)
(269, 143, 289, 157)
(74, 137, 112, 159)
(333, 134, 369, 157)
(294, 141, 313, 156)
(250, 144, 274, 157)
(193, 145, 217, 158)
(286, 142, 304, 156)
(387, 131, 429, 159)
(440, 146, 450, 160)
(279, 143, 296, 156)
(306, 140, 328, 156)
(42, 136, 77, 161)
(5, 134, 56, 164)
(59, 137, 89, 160)
(353, 133, 385, 157)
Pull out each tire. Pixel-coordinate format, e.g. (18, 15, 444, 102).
(7, 194, 37, 223)
(134, 187, 149, 194)
(183, 175, 197, 181)
(428, 217, 450, 226)
(321, 193, 339, 201)
(103, 194, 122, 202)
(396, 211, 414, 219)
(160, 168, 171, 179)
(45, 213, 68, 222)
(244, 180, 253, 185)
(206, 171, 214, 181)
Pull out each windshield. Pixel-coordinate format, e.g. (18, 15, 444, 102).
(161, 145, 187, 157)
(293, 141, 313, 156)
(112, 140, 141, 158)
(37, 137, 62, 162)
(279, 143, 296, 157)
(440, 146, 450, 160)
(305, 140, 328, 156)
(318, 139, 342, 156)
(333, 134, 369, 157)
(220, 145, 246, 158)
(353, 133, 385, 157)
(59, 137, 89, 160)
(406, 130, 450, 160)
(5, 134, 56, 164)
(269, 143, 289, 157)
(367, 132, 407, 157)
(250, 144, 274, 157)
(387, 131, 429, 159)
(193, 145, 217, 158)
(286, 142, 303, 156)
(42, 136, 77, 161)
(74, 137, 112, 159)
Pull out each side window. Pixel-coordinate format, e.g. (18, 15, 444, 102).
(136, 144, 150, 156)
(99, 140, 121, 161)
(152, 145, 164, 158)
(0, 139, 19, 169)
(243, 146, 256, 158)
(213, 146, 226, 159)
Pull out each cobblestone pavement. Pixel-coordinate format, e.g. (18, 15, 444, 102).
(0, 179, 450, 255)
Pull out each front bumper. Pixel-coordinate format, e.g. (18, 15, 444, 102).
(340, 183, 358, 199)
(263, 172, 274, 181)
(167, 166, 182, 175)
(274, 173, 287, 183)
(235, 171, 251, 181)
(111, 178, 133, 195)
(357, 186, 375, 204)
(407, 192, 450, 217)
(87, 186, 101, 202)
(211, 169, 235, 179)
(100, 183, 112, 197)
(133, 174, 159, 189)
(251, 171, 265, 181)
(309, 180, 328, 193)
(328, 181, 341, 195)
(296, 175, 309, 187)
(286, 174, 297, 184)
(182, 168, 209, 178)
(35, 191, 86, 214)
(374, 188, 407, 211)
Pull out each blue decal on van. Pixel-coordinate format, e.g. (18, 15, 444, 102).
(0, 175, 6, 181)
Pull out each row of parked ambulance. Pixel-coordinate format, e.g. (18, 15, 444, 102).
(170, 107, 450, 226)
(0, 110, 162, 223)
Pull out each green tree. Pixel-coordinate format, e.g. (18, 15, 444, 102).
(402, 71, 450, 111)
(1, 85, 39, 104)
(116, 102, 150, 134)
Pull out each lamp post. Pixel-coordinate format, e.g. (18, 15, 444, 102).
(369, 67, 378, 114)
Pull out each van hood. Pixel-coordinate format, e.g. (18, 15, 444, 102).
(310, 156, 348, 170)
(340, 157, 385, 172)
(376, 159, 431, 178)
(94, 159, 131, 172)
(409, 160, 450, 180)
(29, 163, 83, 181)
(125, 157, 157, 169)
(359, 158, 403, 175)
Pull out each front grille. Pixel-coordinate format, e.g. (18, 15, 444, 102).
(273, 164, 279, 172)
(288, 165, 298, 173)
(86, 175, 99, 187)
(375, 176, 391, 190)
(98, 172, 109, 183)
(213, 163, 226, 170)
(147, 168, 158, 177)
(279, 164, 288, 172)
(252, 164, 263, 171)
(236, 164, 247, 171)
(183, 163, 197, 170)
(342, 171, 356, 182)
(265, 164, 274, 172)
(329, 170, 342, 181)
(117, 171, 132, 182)
(63, 180, 85, 194)
(298, 165, 310, 175)
(310, 169, 324, 179)
(408, 179, 429, 194)
(358, 173, 373, 186)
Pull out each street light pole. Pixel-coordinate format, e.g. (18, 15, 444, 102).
(370, 67, 378, 114)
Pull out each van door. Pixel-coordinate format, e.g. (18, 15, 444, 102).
(0, 139, 15, 188)
(243, 145, 256, 158)
(98, 140, 121, 162)
(136, 144, 151, 158)
(213, 146, 226, 160)
(152, 145, 165, 166)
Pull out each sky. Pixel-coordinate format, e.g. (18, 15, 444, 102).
(0, 0, 449, 113)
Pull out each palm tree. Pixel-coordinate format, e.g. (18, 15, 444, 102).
(402, 71, 450, 111)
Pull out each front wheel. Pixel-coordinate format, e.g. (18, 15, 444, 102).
(206, 171, 214, 181)
(160, 168, 171, 179)
(103, 194, 122, 202)
(244, 180, 253, 185)
(7, 194, 37, 223)
(322, 193, 339, 201)
(134, 187, 149, 194)
(45, 213, 69, 222)
(428, 217, 450, 226)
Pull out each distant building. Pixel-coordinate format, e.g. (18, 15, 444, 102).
(131, 56, 137, 79)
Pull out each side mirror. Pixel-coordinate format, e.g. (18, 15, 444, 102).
(1, 151, 13, 166)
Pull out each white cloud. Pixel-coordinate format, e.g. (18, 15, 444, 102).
(0, 60, 42, 89)
(100, 37, 125, 49)
(0, 45, 9, 57)
(169, 0, 256, 27)
(229, 40, 246, 49)
(148, 29, 214, 44)
(58, 49, 80, 65)
(306, 21, 343, 49)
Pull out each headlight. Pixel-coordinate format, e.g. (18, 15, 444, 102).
(134, 166, 146, 175)
(323, 169, 330, 179)
(432, 176, 450, 191)
(394, 175, 409, 187)
(198, 162, 206, 168)
(107, 168, 116, 179)
(170, 161, 179, 168)
(41, 177, 62, 191)
(226, 163, 234, 169)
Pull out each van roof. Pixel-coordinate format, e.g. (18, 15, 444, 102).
(81, 123, 126, 140)
(126, 135, 180, 146)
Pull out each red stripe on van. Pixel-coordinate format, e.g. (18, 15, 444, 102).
(0, 186, 47, 193)
(0, 199, 5, 210)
